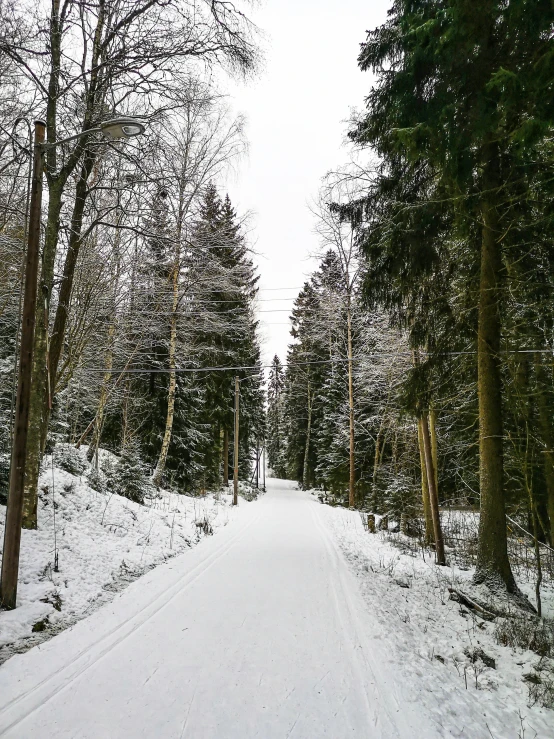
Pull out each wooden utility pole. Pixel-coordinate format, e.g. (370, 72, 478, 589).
(420, 414, 446, 565)
(223, 429, 229, 487)
(233, 376, 239, 505)
(262, 443, 266, 492)
(255, 438, 260, 489)
(1, 121, 45, 609)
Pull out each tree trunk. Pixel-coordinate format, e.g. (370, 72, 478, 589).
(49, 154, 96, 393)
(429, 407, 439, 495)
(418, 418, 434, 545)
(347, 298, 355, 507)
(87, 322, 115, 464)
(22, 182, 64, 529)
(420, 414, 446, 565)
(21, 0, 108, 528)
(534, 353, 554, 545)
(372, 428, 382, 510)
(152, 263, 179, 487)
(473, 178, 517, 591)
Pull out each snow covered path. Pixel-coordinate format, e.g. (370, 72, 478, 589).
(0, 480, 439, 738)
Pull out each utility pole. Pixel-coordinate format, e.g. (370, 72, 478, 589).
(255, 438, 259, 489)
(1, 121, 46, 609)
(346, 293, 355, 508)
(223, 428, 229, 487)
(233, 376, 239, 505)
(262, 442, 266, 492)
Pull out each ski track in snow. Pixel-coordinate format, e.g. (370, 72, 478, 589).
(0, 480, 442, 738)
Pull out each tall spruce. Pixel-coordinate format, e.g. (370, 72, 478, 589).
(347, 0, 554, 594)
(267, 355, 286, 477)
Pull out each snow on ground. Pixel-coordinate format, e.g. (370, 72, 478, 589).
(0, 478, 552, 738)
(0, 480, 441, 739)
(0, 452, 253, 661)
(316, 496, 554, 739)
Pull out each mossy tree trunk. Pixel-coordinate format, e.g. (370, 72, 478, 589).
(473, 162, 518, 592)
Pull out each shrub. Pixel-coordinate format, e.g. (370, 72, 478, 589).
(87, 466, 107, 493)
(525, 658, 554, 709)
(53, 443, 87, 475)
(495, 615, 554, 658)
(109, 440, 150, 504)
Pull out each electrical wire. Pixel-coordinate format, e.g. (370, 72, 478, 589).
(79, 349, 554, 375)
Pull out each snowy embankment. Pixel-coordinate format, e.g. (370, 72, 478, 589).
(0, 453, 251, 662)
(316, 496, 554, 739)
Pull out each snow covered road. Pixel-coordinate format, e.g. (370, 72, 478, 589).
(0, 480, 439, 738)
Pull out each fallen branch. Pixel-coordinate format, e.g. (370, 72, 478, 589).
(448, 588, 497, 621)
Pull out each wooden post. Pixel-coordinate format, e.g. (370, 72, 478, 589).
(1, 121, 45, 609)
(233, 376, 239, 506)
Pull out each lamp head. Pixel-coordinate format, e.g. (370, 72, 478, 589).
(100, 117, 146, 140)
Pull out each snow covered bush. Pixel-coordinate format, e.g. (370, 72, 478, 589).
(107, 440, 150, 505)
(87, 466, 107, 493)
(52, 444, 87, 476)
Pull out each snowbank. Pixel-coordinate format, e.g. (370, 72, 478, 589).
(315, 496, 554, 739)
(0, 455, 251, 661)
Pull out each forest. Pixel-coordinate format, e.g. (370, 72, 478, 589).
(268, 0, 554, 617)
(1, 1, 554, 733)
(0, 1, 265, 517)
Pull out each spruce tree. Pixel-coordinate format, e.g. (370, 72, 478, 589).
(347, 0, 554, 594)
(267, 355, 286, 477)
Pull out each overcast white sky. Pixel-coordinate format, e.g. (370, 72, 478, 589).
(227, 0, 390, 367)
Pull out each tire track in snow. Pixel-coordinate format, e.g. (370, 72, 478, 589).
(0, 504, 263, 736)
(309, 500, 441, 739)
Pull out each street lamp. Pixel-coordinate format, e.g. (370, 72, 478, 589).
(40, 117, 147, 149)
(0, 116, 147, 610)
(100, 118, 146, 140)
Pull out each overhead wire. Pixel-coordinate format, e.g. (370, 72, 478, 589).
(79, 349, 554, 375)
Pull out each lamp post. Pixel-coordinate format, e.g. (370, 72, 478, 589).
(0, 116, 146, 610)
(233, 376, 240, 505)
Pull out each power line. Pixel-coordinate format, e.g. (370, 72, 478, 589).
(78, 348, 554, 375)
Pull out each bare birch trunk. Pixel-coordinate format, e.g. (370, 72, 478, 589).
(421, 414, 446, 565)
(152, 263, 179, 487)
(87, 322, 115, 464)
(418, 418, 434, 544)
(429, 407, 439, 495)
(534, 353, 554, 545)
